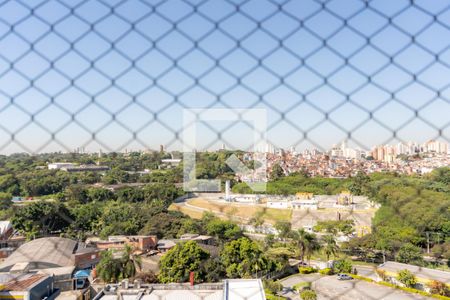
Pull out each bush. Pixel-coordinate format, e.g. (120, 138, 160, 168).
(332, 259, 352, 273)
(263, 280, 283, 294)
(427, 280, 450, 297)
(265, 293, 287, 300)
(300, 289, 317, 300)
(299, 266, 317, 274)
(293, 282, 311, 292)
(319, 268, 334, 275)
(397, 269, 417, 288)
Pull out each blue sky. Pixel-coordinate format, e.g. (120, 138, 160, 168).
(0, 0, 449, 153)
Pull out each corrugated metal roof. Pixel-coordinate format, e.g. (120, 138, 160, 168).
(0, 274, 46, 291)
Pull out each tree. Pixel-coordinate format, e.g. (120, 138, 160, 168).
(201, 258, 226, 282)
(348, 171, 370, 196)
(333, 259, 352, 273)
(313, 220, 354, 236)
(0, 192, 12, 210)
(206, 219, 242, 242)
(96, 245, 142, 283)
(263, 234, 275, 250)
(140, 211, 187, 239)
(0, 174, 20, 195)
(159, 241, 210, 283)
(220, 237, 278, 278)
(300, 290, 317, 300)
(274, 221, 291, 241)
(249, 210, 264, 232)
(270, 164, 284, 181)
(97, 250, 121, 283)
(322, 234, 339, 261)
(397, 269, 417, 288)
(290, 229, 319, 262)
(395, 243, 423, 265)
(431, 242, 450, 260)
(11, 201, 73, 238)
(121, 245, 142, 279)
(97, 201, 144, 238)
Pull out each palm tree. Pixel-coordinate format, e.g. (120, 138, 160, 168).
(97, 250, 121, 283)
(291, 229, 318, 263)
(121, 245, 142, 279)
(322, 234, 339, 262)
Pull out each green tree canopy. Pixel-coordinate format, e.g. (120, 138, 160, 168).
(159, 241, 210, 283)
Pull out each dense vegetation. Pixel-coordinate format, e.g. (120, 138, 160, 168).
(236, 169, 450, 265)
(0, 152, 448, 291)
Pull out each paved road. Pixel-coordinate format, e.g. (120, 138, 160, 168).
(280, 274, 431, 300)
(354, 265, 378, 280)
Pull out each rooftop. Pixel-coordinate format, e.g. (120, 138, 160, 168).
(0, 274, 47, 292)
(0, 237, 78, 272)
(94, 279, 265, 300)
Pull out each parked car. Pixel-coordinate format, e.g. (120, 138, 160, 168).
(337, 274, 353, 280)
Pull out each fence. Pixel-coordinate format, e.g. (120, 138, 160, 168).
(0, 1, 449, 299)
(0, 0, 448, 153)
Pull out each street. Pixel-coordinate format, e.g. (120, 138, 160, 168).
(279, 274, 431, 300)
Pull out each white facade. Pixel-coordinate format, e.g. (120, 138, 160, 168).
(292, 199, 318, 210)
(48, 163, 75, 170)
(267, 200, 291, 209)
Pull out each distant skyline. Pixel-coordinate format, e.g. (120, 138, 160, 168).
(0, 0, 449, 154)
(61, 139, 450, 155)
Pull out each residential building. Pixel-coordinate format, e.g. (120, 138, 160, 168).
(0, 237, 100, 272)
(48, 163, 75, 170)
(87, 236, 158, 253)
(0, 273, 58, 300)
(93, 279, 266, 300)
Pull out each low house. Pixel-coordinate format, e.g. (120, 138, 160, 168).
(156, 240, 176, 253)
(88, 235, 158, 253)
(0, 273, 58, 300)
(291, 199, 318, 210)
(377, 261, 450, 291)
(0, 237, 99, 272)
(179, 234, 214, 245)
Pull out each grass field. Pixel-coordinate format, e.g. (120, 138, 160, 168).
(185, 198, 292, 224)
(168, 204, 205, 219)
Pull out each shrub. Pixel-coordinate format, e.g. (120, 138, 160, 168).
(397, 269, 417, 288)
(375, 269, 388, 281)
(332, 259, 352, 273)
(263, 280, 283, 295)
(427, 280, 450, 297)
(319, 268, 334, 275)
(299, 266, 317, 274)
(266, 293, 287, 300)
(293, 282, 311, 292)
(396, 243, 424, 265)
(300, 289, 317, 300)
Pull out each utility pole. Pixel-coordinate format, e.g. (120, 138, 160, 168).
(426, 232, 430, 254)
